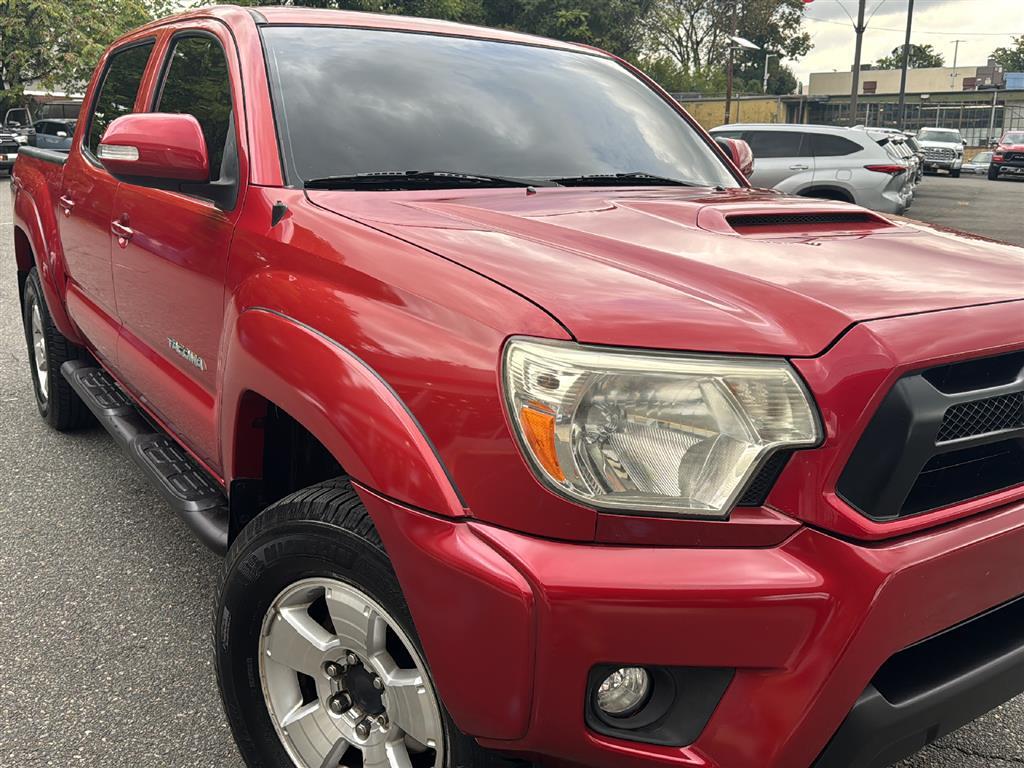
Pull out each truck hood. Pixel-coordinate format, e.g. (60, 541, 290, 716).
(997, 143, 1024, 153)
(308, 186, 1024, 356)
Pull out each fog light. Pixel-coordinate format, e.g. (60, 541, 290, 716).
(595, 667, 651, 717)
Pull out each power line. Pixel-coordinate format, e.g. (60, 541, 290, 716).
(803, 15, 1023, 35)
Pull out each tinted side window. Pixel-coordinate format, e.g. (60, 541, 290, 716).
(746, 130, 806, 158)
(810, 134, 862, 157)
(87, 42, 154, 156)
(156, 36, 233, 180)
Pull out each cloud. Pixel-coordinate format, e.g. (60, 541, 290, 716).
(791, 0, 1023, 87)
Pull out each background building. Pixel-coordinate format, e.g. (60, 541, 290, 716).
(809, 62, 1005, 96)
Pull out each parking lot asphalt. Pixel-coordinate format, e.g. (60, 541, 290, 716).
(1, 176, 1023, 768)
(905, 171, 1024, 248)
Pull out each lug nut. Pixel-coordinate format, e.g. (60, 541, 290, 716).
(328, 692, 353, 716)
(355, 718, 372, 739)
(346, 652, 359, 667)
(372, 676, 383, 690)
(324, 661, 343, 679)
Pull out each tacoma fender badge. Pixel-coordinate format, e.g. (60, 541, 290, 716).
(168, 338, 207, 371)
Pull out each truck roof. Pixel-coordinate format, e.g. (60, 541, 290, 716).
(129, 4, 601, 57)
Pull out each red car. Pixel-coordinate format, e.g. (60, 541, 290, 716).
(11, 6, 1024, 768)
(989, 130, 1024, 180)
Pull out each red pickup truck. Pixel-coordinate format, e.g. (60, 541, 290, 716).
(11, 6, 1024, 768)
(989, 130, 1024, 180)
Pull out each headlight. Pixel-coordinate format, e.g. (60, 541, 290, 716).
(502, 338, 820, 518)
(14, 134, 27, 145)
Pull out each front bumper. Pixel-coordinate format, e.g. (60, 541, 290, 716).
(361, 486, 1024, 768)
(993, 159, 1024, 175)
(923, 157, 962, 172)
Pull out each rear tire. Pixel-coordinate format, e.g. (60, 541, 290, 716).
(215, 478, 529, 768)
(988, 165, 1000, 181)
(21, 268, 93, 431)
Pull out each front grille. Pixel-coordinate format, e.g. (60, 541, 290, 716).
(924, 147, 955, 161)
(1005, 152, 1019, 161)
(938, 392, 1024, 442)
(838, 350, 1024, 521)
(736, 452, 790, 506)
(0, 141, 18, 154)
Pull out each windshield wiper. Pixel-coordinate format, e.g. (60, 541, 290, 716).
(304, 170, 559, 190)
(550, 171, 705, 188)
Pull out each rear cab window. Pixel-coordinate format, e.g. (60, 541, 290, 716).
(86, 41, 155, 157)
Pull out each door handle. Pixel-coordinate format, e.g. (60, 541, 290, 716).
(58, 195, 75, 215)
(789, 164, 810, 171)
(111, 219, 134, 246)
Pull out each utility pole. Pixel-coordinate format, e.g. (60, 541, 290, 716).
(950, 39, 966, 90)
(897, 0, 915, 130)
(724, 0, 739, 124)
(849, 0, 867, 125)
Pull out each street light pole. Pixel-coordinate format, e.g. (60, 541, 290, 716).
(897, 0, 915, 130)
(849, 0, 867, 125)
(724, 0, 739, 124)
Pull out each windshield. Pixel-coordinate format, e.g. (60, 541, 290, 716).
(918, 129, 962, 143)
(1003, 132, 1024, 144)
(261, 26, 738, 189)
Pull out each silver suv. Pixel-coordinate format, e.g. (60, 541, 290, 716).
(710, 123, 915, 214)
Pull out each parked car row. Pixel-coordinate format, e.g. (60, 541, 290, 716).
(709, 123, 919, 214)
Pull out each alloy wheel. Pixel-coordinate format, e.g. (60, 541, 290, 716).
(30, 300, 48, 403)
(259, 577, 444, 768)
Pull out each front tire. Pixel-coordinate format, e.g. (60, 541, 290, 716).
(21, 268, 93, 430)
(950, 168, 961, 178)
(988, 165, 1000, 181)
(215, 479, 517, 768)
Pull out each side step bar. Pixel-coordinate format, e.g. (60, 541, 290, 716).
(61, 360, 229, 555)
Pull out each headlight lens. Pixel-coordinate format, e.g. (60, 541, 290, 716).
(503, 338, 820, 518)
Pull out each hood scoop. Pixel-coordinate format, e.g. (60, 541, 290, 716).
(725, 210, 892, 236)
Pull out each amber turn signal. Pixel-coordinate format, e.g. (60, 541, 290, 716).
(518, 404, 565, 482)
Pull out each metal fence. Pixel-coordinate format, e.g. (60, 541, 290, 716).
(806, 98, 1024, 146)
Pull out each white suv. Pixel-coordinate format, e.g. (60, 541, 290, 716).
(709, 123, 914, 214)
(916, 127, 965, 177)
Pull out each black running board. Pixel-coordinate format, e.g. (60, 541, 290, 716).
(61, 360, 229, 555)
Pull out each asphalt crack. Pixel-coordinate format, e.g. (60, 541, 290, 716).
(932, 742, 1024, 765)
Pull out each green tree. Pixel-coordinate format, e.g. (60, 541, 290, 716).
(0, 0, 169, 106)
(0, 0, 174, 112)
(216, 0, 654, 59)
(480, 0, 656, 59)
(644, 0, 810, 95)
(875, 43, 944, 70)
(991, 35, 1024, 72)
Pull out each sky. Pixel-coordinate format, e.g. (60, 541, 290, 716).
(792, 0, 1024, 88)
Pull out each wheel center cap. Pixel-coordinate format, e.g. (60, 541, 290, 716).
(342, 662, 385, 716)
